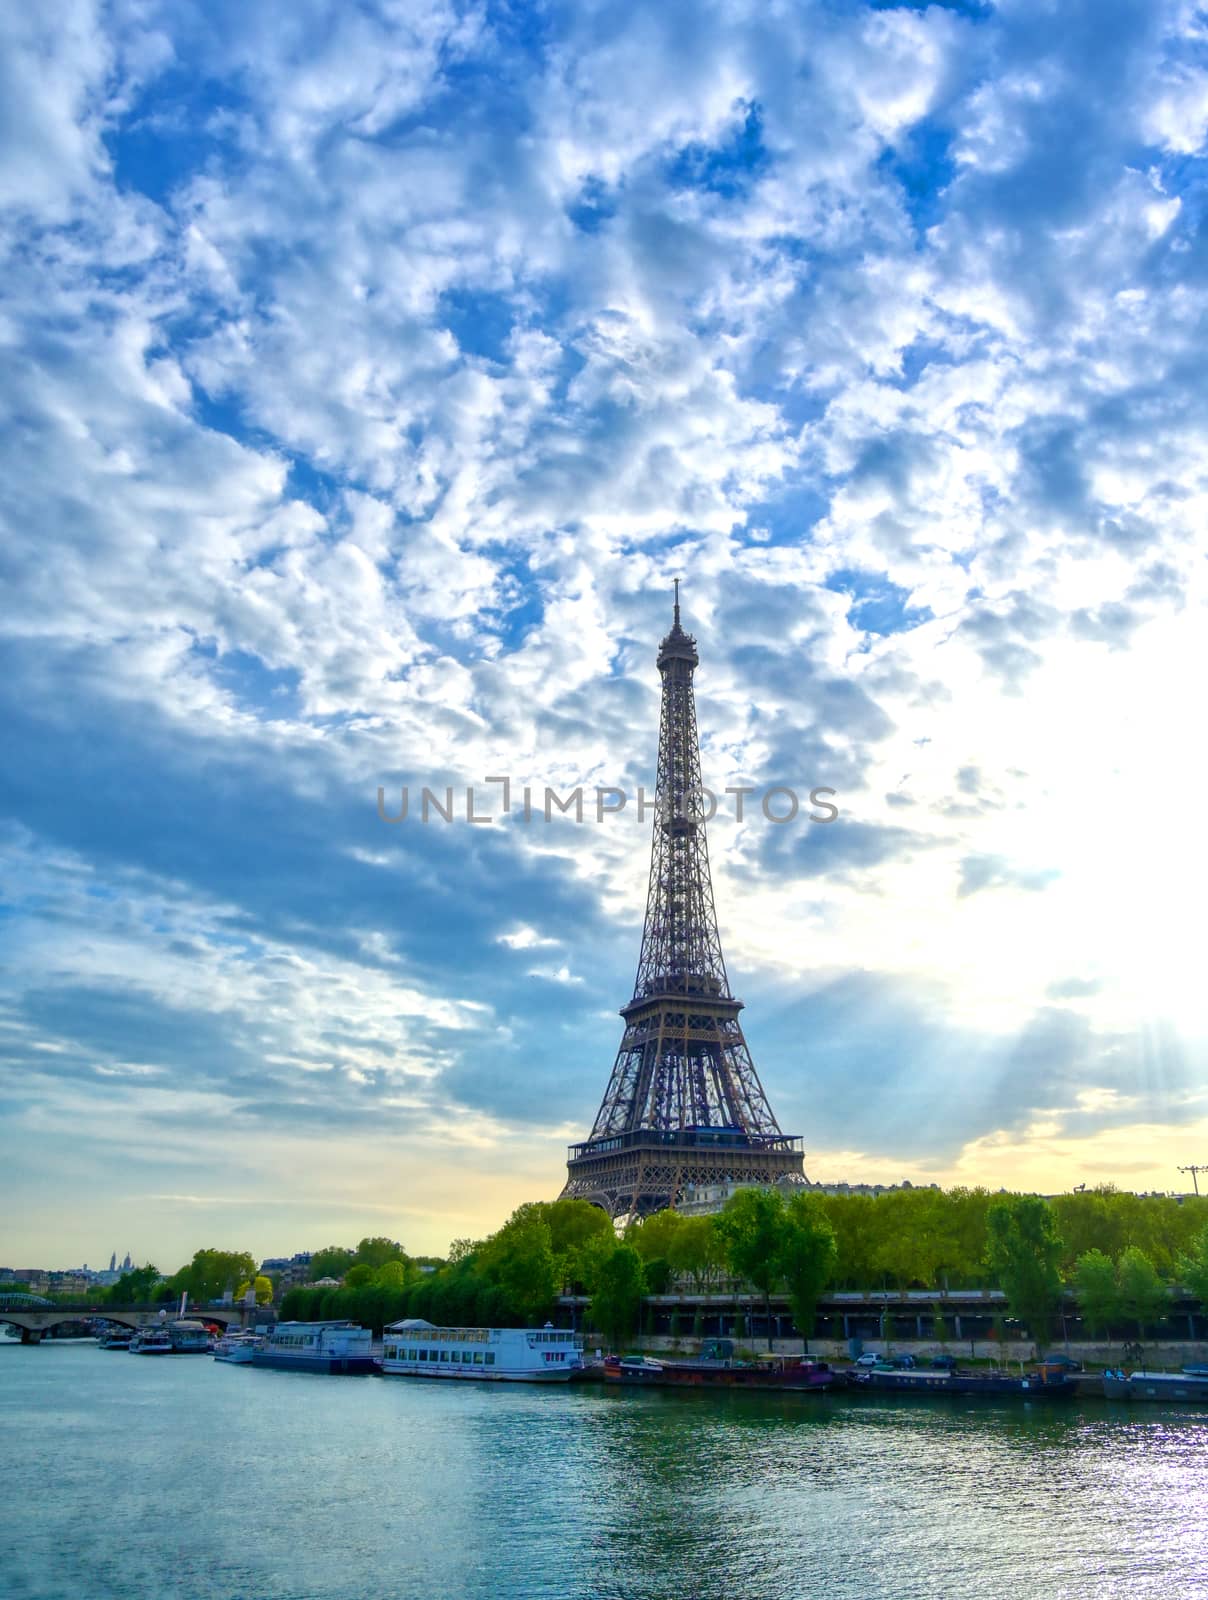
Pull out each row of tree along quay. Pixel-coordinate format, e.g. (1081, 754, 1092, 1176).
(269, 1186, 1208, 1354)
(64, 1187, 1208, 1356)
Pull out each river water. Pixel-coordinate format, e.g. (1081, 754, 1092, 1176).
(3, 1342, 1207, 1600)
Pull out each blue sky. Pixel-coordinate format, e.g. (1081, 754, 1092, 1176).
(3, 0, 1208, 1266)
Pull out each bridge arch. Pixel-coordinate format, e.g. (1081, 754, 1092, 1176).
(1, 1307, 252, 1338)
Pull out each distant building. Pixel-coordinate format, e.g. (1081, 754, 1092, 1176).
(676, 1176, 938, 1216)
(260, 1252, 314, 1291)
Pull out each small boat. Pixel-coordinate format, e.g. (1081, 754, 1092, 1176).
(845, 1361, 1075, 1399)
(130, 1327, 173, 1355)
(604, 1351, 836, 1392)
(213, 1331, 264, 1364)
(1103, 1368, 1208, 1404)
(251, 1320, 376, 1375)
(167, 1319, 213, 1354)
(96, 1328, 134, 1350)
(381, 1319, 584, 1382)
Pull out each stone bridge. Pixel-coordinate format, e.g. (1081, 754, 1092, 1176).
(0, 1304, 263, 1344)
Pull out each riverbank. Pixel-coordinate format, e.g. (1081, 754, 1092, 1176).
(624, 1332, 1208, 1367)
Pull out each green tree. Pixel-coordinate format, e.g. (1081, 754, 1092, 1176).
(234, 1275, 274, 1305)
(1177, 1222, 1208, 1310)
(106, 1264, 161, 1304)
(309, 1247, 355, 1281)
(375, 1260, 410, 1291)
(175, 1250, 256, 1304)
(778, 1193, 838, 1352)
(715, 1187, 788, 1349)
(1073, 1249, 1118, 1340)
(629, 1209, 685, 1264)
(985, 1195, 1064, 1345)
(479, 1212, 558, 1323)
(818, 1193, 881, 1289)
(1116, 1246, 1168, 1337)
(542, 1199, 613, 1290)
(344, 1263, 375, 1288)
(353, 1237, 406, 1271)
(670, 1216, 724, 1293)
(588, 1244, 646, 1349)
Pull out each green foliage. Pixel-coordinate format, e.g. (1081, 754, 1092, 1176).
(588, 1244, 646, 1348)
(1177, 1222, 1208, 1310)
(353, 1237, 407, 1271)
(106, 1265, 161, 1304)
(308, 1247, 355, 1281)
(1116, 1246, 1168, 1334)
(671, 1216, 725, 1291)
(1051, 1187, 1208, 1279)
(778, 1193, 838, 1348)
(162, 1249, 256, 1305)
(234, 1275, 274, 1305)
(1073, 1245, 1169, 1341)
(985, 1196, 1064, 1343)
(716, 1187, 787, 1349)
(1073, 1249, 1118, 1337)
(477, 1208, 559, 1323)
(260, 1184, 1205, 1343)
(629, 1209, 685, 1264)
(715, 1188, 785, 1301)
(641, 1257, 672, 1294)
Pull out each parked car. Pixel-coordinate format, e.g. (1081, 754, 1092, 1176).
(892, 1354, 917, 1369)
(853, 1353, 881, 1369)
(1038, 1353, 1083, 1372)
(929, 1354, 957, 1371)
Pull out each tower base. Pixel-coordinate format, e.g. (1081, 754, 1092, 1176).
(561, 1130, 806, 1221)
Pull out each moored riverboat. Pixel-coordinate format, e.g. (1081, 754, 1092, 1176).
(251, 1320, 375, 1375)
(213, 1331, 265, 1364)
(129, 1327, 173, 1355)
(96, 1327, 134, 1350)
(380, 1319, 584, 1382)
(1103, 1368, 1208, 1404)
(603, 1352, 836, 1393)
(167, 1319, 213, 1354)
(844, 1361, 1075, 1399)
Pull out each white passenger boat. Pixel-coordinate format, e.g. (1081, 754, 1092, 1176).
(130, 1327, 173, 1355)
(168, 1319, 213, 1354)
(213, 1331, 264, 1364)
(251, 1320, 376, 1375)
(381, 1318, 584, 1382)
(96, 1327, 134, 1350)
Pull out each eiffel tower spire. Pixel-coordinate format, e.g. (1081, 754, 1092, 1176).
(561, 590, 805, 1219)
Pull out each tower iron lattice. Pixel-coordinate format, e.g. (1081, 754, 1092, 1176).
(561, 587, 805, 1219)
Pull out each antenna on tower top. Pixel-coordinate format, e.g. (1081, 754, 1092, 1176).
(673, 577, 681, 626)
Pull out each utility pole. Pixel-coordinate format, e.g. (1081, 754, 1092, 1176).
(1178, 1165, 1207, 1196)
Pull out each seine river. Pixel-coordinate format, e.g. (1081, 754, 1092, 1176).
(3, 1342, 1207, 1600)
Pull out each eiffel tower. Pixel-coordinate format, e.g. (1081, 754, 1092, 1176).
(562, 586, 805, 1219)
